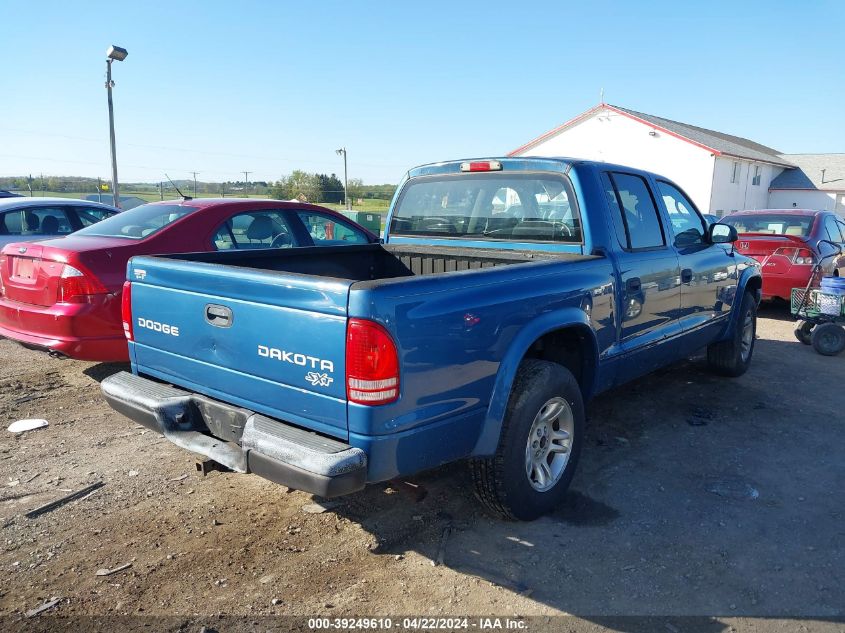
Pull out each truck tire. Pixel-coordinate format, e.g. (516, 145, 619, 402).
(470, 359, 584, 521)
(794, 320, 814, 345)
(707, 291, 757, 377)
(810, 322, 845, 356)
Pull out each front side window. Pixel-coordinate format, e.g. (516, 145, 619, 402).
(296, 211, 369, 245)
(74, 203, 199, 239)
(606, 173, 665, 250)
(74, 206, 117, 227)
(390, 172, 582, 243)
(657, 181, 707, 248)
(213, 210, 294, 250)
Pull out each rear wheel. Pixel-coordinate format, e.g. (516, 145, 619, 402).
(707, 291, 757, 377)
(470, 359, 584, 521)
(811, 322, 845, 356)
(794, 320, 814, 345)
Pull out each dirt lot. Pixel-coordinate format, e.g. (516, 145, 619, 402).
(1, 305, 843, 631)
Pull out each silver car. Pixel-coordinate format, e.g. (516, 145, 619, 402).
(0, 197, 120, 249)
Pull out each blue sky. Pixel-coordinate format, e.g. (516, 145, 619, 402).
(1, 0, 843, 184)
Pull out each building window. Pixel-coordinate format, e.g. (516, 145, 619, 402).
(752, 165, 762, 186)
(731, 161, 741, 184)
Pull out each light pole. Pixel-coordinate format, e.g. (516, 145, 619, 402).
(336, 147, 349, 209)
(105, 45, 128, 209)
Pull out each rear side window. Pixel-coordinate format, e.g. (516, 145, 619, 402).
(604, 173, 665, 250)
(390, 172, 582, 243)
(824, 216, 844, 242)
(296, 211, 370, 245)
(74, 203, 198, 239)
(213, 210, 295, 250)
(0, 207, 73, 236)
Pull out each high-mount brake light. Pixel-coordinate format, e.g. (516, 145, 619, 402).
(121, 281, 133, 341)
(460, 160, 502, 172)
(346, 318, 399, 405)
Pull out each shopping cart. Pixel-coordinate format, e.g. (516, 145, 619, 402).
(791, 240, 845, 356)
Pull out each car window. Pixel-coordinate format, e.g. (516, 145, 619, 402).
(1, 207, 74, 236)
(721, 213, 814, 236)
(605, 173, 665, 249)
(296, 211, 370, 245)
(213, 210, 295, 250)
(837, 220, 845, 243)
(74, 203, 198, 239)
(74, 206, 117, 227)
(824, 216, 843, 243)
(657, 181, 707, 248)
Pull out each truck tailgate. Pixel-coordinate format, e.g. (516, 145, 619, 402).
(127, 256, 350, 439)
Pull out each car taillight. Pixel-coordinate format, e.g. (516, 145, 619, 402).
(346, 318, 399, 405)
(0, 254, 6, 296)
(58, 264, 107, 303)
(773, 247, 815, 266)
(121, 281, 133, 341)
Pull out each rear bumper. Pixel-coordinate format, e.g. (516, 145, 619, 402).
(101, 371, 367, 498)
(0, 295, 127, 361)
(761, 269, 812, 301)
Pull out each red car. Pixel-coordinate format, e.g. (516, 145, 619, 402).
(721, 209, 845, 301)
(0, 199, 378, 361)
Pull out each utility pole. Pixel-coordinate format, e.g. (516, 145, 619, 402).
(191, 171, 199, 196)
(97, 177, 102, 203)
(335, 147, 349, 209)
(243, 171, 251, 197)
(40, 173, 44, 196)
(159, 181, 164, 201)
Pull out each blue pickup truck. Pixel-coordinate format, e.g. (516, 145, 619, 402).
(102, 158, 761, 520)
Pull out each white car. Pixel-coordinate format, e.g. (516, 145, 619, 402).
(0, 197, 120, 249)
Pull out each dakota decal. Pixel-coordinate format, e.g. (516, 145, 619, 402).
(258, 345, 334, 373)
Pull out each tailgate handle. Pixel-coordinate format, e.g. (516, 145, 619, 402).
(205, 304, 233, 328)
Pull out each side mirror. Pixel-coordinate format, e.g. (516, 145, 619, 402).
(710, 222, 738, 244)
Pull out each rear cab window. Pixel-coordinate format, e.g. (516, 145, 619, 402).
(389, 172, 582, 244)
(74, 203, 199, 239)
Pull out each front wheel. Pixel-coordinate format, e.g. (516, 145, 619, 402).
(794, 321, 814, 345)
(811, 322, 845, 356)
(470, 359, 584, 521)
(707, 291, 757, 377)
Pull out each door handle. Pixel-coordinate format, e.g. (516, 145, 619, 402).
(681, 268, 693, 284)
(625, 277, 641, 293)
(205, 304, 233, 328)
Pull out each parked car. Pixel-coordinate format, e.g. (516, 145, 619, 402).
(0, 190, 23, 198)
(721, 209, 845, 301)
(0, 197, 119, 249)
(101, 158, 761, 520)
(0, 199, 378, 362)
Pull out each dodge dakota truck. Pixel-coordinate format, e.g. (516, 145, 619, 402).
(102, 158, 761, 520)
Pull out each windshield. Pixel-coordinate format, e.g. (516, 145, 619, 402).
(722, 214, 815, 237)
(390, 173, 582, 243)
(74, 203, 200, 239)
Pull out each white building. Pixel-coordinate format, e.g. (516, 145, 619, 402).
(768, 154, 845, 214)
(509, 104, 842, 217)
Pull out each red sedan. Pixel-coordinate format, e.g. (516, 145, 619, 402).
(0, 199, 378, 361)
(721, 209, 845, 301)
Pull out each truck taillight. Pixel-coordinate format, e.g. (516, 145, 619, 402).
(773, 247, 814, 266)
(121, 281, 133, 341)
(346, 318, 399, 405)
(58, 264, 107, 303)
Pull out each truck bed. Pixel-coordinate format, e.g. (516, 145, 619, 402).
(157, 243, 586, 282)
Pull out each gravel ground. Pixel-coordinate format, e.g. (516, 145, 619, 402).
(0, 304, 842, 632)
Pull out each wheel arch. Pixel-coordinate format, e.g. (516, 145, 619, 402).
(472, 308, 598, 457)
